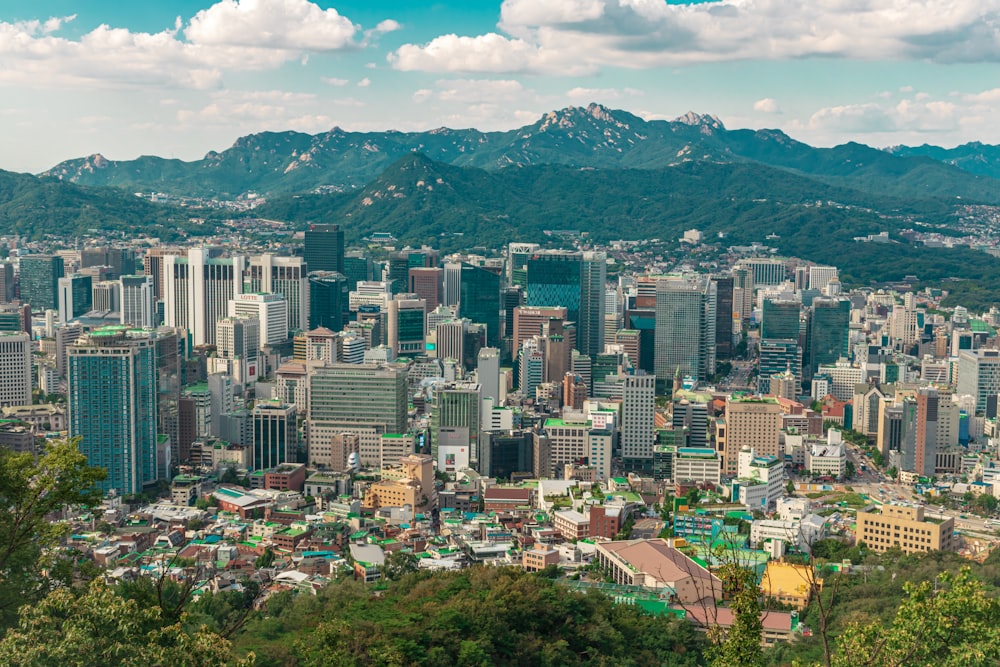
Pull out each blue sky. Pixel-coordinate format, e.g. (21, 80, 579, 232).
(2, 0, 1000, 173)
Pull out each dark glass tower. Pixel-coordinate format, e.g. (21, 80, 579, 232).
(309, 271, 348, 332)
(303, 224, 345, 275)
(459, 263, 501, 348)
(19, 255, 64, 312)
(808, 297, 851, 374)
(762, 298, 802, 340)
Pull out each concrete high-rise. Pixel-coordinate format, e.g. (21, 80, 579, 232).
(68, 327, 159, 494)
(143, 247, 186, 302)
(722, 396, 782, 475)
(303, 224, 344, 275)
(229, 292, 288, 346)
(654, 275, 717, 383)
(19, 255, 64, 312)
(957, 350, 1000, 414)
(513, 306, 568, 353)
(431, 382, 482, 469)
(0, 331, 31, 408)
(621, 375, 656, 473)
(164, 248, 246, 346)
(915, 387, 938, 477)
(408, 267, 443, 313)
(246, 254, 309, 333)
(307, 363, 407, 437)
(120, 275, 155, 328)
(81, 247, 136, 280)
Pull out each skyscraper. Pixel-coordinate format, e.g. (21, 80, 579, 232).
(0, 262, 14, 303)
(761, 298, 801, 341)
(431, 382, 482, 468)
(654, 275, 717, 383)
(525, 249, 606, 356)
(459, 262, 501, 348)
(68, 327, 159, 495)
(120, 275, 155, 328)
(308, 271, 348, 332)
(19, 255, 64, 312)
(164, 248, 246, 346)
(229, 292, 288, 346)
(252, 400, 297, 470)
(713, 276, 734, 361)
(0, 331, 31, 408)
(303, 224, 344, 275)
(58, 273, 92, 323)
(246, 254, 309, 333)
(81, 247, 136, 280)
(622, 375, 656, 473)
(808, 297, 851, 375)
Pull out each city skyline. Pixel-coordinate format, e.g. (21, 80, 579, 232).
(2, 0, 1000, 173)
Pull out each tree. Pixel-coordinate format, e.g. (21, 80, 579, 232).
(255, 548, 275, 569)
(706, 563, 764, 667)
(975, 494, 999, 514)
(809, 568, 1000, 667)
(887, 466, 898, 481)
(0, 438, 106, 628)
(845, 461, 856, 479)
(0, 579, 253, 666)
(381, 550, 419, 581)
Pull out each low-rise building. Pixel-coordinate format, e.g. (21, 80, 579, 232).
(553, 510, 590, 541)
(593, 538, 722, 604)
(855, 504, 957, 555)
(522, 547, 560, 572)
(760, 561, 818, 610)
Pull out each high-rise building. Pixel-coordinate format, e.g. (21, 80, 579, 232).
(654, 275, 717, 383)
(408, 267, 443, 312)
(229, 292, 288, 346)
(81, 247, 136, 280)
(808, 297, 851, 375)
(915, 387, 938, 477)
(757, 340, 802, 395)
(431, 382, 482, 468)
(387, 297, 426, 357)
(164, 248, 246, 346)
(0, 331, 31, 408)
(525, 250, 606, 356)
(308, 271, 348, 332)
(722, 396, 782, 475)
(208, 373, 235, 439)
(761, 298, 801, 341)
(513, 306, 568, 353)
(303, 224, 344, 275)
(307, 363, 408, 458)
(215, 316, 260, 385)
(342, 251, 372, 291)
(579, 251, 607, 357)
(92, 280, 120, 312)
(246, 254, 309, 333)
(252, 400, 297, 470)
(68, 327, 158, 494)
(19, 255, 64, 312)
(154, 327, 182, 460)
(957, 350, 1000, 414)
(477, 347, 501, 405)
(58, 273, 92, 323)
(507, 242, 540, 288)
(735, 257, 787, 287)
(459, 263, 501, 348)
(0, 262, 14, 303)
(120, 275, 155, 328)
(621, 375, 656, 473)
(713, 276, 734, 361)
(143, 247, 186, 303)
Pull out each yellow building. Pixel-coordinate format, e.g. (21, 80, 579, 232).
(855, 504, 957, 555)
(363, 454, 437, 511)
(760, 561, 819, 611)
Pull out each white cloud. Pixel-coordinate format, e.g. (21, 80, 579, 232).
(175, 89, 332, 132)
(753, 98, 780, 114)
(0, 1, 394, 90)
(391, 0, 1000, 73)
(356, 77, 371, 87)
(184, 0, 358, 50)
(322, 77, 349, 86)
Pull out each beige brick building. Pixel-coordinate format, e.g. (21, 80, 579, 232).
(721, 397, 782, 475)
(855, 504, 957, 554)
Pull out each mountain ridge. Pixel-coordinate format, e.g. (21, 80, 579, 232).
(40, 103, 1000, 201)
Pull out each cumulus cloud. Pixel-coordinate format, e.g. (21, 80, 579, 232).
(176, 89, 334, 133)
(0, 0, 394, 89)
(391, 0, 1000, 74)
(753, 98, 781, 114)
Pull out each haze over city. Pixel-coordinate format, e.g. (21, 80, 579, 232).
(3, 0, 1000, 172)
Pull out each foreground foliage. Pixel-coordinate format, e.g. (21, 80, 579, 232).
(0, 579, 252, 667)
(236, 566, 706, 666)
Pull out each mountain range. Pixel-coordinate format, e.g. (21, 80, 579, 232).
(40, 104, 1000, 201)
